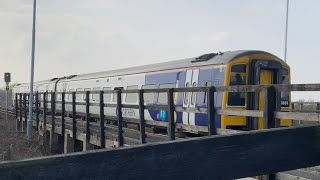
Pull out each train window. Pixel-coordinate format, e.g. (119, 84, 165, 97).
(102, 87, 112, 102)
(158, 83, 175, 104)
(58, 91, 62, 100)
(67, 89, 74, 100)
(184, 82, 191, 105)
(231, 64, 246, 73)
(92, 87, 101, 101)
(40, 91, 45, 100)
(228, 74, 246, 106)
(191, 82, 197, 105)
(282, 68, 289, 76)
(113, 87, 124, 102)
(125, 85, 138, 103)
(76, 88, 83, 101)
(142, 84, 157, 104)
(84, 88, 91, 101)
(48, 92, 51, 101)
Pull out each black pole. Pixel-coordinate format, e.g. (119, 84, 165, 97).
(72, 92, 77, 150)
(43, 92, 47, 130)
(99, 91, 105, 148)
(167, 88, 175, 140)
(15, 93, 18, 120)
(116, 90, 124, 147)
(207, 86, 216, 135)
(18, 93, 22, 131)
(24, 93, 27, 130)
(51, 92, 55, 134)
(35, 92, 39, 130)
(85, 91, 90, 146)
(138, 89, 146, 144)
(61, 92, 66, 142)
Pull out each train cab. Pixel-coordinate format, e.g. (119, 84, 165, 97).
(221, 52, 291, 130)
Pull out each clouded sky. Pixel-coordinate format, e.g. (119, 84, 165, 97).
(0, 0, 319, 100)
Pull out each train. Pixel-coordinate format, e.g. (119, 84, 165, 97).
(12, 50, 291, 132)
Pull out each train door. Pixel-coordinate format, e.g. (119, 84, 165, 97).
(249, 59, 285, 130)
(182, 69, 199, 125)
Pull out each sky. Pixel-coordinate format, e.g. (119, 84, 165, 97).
(0, 0, 319, 100)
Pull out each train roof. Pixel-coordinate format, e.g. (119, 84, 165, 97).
(61, 50, 280, 82)
(15, 50, 284, 87)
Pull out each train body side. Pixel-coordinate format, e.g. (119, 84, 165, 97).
(51, 65, 226, 130)
(12, 50, 292, 133)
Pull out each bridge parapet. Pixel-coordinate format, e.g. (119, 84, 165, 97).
(4, 83, 320, 179)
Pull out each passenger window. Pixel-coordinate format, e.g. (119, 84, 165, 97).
(158, 83, 175, 104)
(48, 91, 51, 101)
(58, 90, 62, 100)
(113, 87, 123, 102)
(92, 87, 101, 101)
(142, 84, 157, 104)
(102, 87, 112, 102)
(40, 90, 45, 100)
(125, 85, 139, 103)
(231, 64, 246, 73)
(76, 88, 83, 101)
(228, 74, 246, 106)
(67, 89, 74, 100)
(84, 88, 91, 101)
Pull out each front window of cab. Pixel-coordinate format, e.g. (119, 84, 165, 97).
(228, 64, 247, 106)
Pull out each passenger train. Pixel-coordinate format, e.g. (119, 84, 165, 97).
(12, 50, 291, 131)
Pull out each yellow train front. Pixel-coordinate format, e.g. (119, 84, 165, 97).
(221, 51, 291, 130)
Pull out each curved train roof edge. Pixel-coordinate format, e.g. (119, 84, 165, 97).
(61, 50, 283, 82)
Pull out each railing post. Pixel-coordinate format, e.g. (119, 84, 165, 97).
(317, 103, 320, 125)
(35, 92, 39, 130)
(49, 92, 59, 153)
(291, 103, 294, 111)
(300, 103, 303, 111)
(85, 91, 91, 149)
(15, 93, 18, 120)
(117, 90, 124, 147)
(207, 86, 216, 135)
(299, 103, 303, 125)
(99, 91, 105, 148)
(18, 93, 22, 132)
(61, 92, 66, 142)
(51, 92, 55, 133)
(263, 86, 277, 129)
(138, 89, 146, 144)
(43, 92, 47, 131)
(23, 93, 27, 131)
(260, 86, 277, 180)
(167, 88, 175, 140)
(72, 92, 77, 150)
